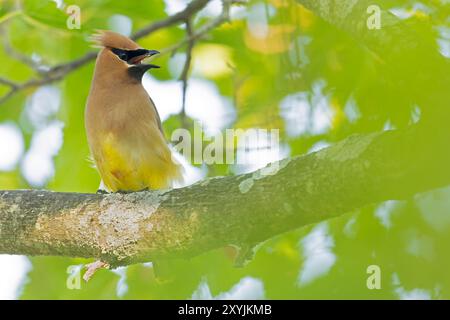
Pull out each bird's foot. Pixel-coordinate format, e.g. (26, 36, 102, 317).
(83, 260, 110, 282)
(96, 189, 109, 194)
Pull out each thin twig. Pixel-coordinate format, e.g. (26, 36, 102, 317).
(0, 77, 18, 88)
(173, 0, 233, 127)
(131, 0, 210, 40)
(179, 19, 195, 128)
(0, 75, 63, 104)
(159, 0, 232, 56)
(1, 29, 48, 74)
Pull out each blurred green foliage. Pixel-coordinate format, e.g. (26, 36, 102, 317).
(0, 0, 449, 299)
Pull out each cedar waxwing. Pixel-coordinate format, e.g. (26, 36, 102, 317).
(85, 31, 183, 192)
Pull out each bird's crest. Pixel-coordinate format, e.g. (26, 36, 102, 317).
(89, 30, 140, 50)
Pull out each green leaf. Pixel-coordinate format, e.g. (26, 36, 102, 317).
(22, 0, 69, 29)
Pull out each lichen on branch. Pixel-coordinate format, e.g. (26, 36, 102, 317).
(0, 126, 448, 267)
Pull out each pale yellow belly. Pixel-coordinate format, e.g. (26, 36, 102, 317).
(93, 133, 182, 192)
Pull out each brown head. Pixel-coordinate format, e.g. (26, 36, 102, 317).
(91, 30, 160, 83)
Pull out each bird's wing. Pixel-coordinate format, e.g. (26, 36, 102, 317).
(148, 96, 164, 136)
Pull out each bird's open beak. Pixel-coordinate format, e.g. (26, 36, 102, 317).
(128, 49, 160, 67)
(127, 49, 161, 79)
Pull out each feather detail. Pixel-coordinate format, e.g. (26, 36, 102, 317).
(86, 154, 97, 169)
(89, 30, 140, 50)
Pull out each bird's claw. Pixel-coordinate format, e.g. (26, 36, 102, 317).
(83, 260, 110, 282)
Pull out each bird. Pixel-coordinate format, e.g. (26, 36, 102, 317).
(85, 30, 183, 193)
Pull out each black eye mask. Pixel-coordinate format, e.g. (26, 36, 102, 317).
(111, 48, 157, 65)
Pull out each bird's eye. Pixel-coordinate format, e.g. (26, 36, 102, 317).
(118, 52, 127, 61)
(111, 48, 128, 61)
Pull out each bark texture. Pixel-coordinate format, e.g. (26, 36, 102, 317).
(0, 126, 449, 266)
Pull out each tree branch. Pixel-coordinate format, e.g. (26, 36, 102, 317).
(0, 126, 449, 267)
